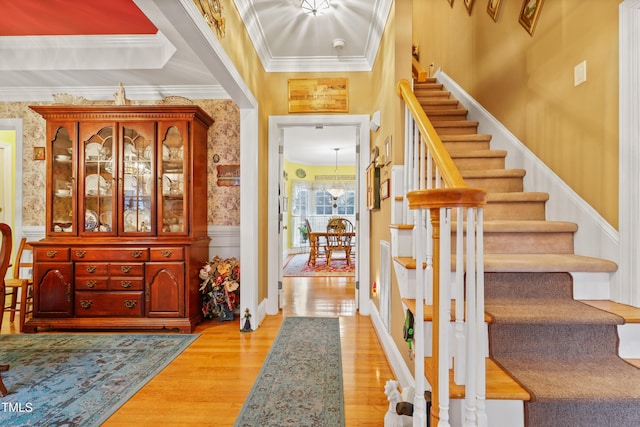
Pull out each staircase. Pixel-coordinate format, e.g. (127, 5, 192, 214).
(391, 77, 640, 426)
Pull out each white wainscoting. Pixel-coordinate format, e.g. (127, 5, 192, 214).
(207, 225, 240, 260)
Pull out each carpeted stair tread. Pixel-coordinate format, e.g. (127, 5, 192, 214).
(448, 149, 507, 159)
(396, 253, 618, 273)
(482, 253, 618, 272)
(481, 219, 578, 233)
(485, 272, 640, 426)
(485, 192, 549, 203)
(440, 134, 492, 142)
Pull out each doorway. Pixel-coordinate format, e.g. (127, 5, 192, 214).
(267, 115, 371, 316)
(0, 120, 24, 249)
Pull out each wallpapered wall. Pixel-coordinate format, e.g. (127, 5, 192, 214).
(0, 99, 241, 227)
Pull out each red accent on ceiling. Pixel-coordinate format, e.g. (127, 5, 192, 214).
(0, 0, 157, 36)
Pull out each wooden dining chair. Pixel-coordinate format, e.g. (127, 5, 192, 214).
(0, 223, 14, 396)
(3, 237, 34, 332)
(325, 217, 354, 267)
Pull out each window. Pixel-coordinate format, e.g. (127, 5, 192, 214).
(315, 190, 333, 215)
(336, 191, 355, 216)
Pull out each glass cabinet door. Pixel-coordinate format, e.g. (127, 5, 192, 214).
(121, 123, 155, 234)
(50, 124, 76, 235)
(81, 124, 115, 234)
(159, 123, 187, 234)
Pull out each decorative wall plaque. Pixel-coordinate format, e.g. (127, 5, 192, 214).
(195, 0, 225, 39)
(217, 164, 240, 186)
(288, 78, 348, 113)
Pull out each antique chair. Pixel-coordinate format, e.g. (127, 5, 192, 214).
(3, 238, 34, 332)
(305, 218, 326, 265)
(325, 217, 354, 267)
(0, 223, 13, 396)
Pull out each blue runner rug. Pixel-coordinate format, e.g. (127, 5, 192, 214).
(234, 316, 345, 427)
(0, 333, 198, 426)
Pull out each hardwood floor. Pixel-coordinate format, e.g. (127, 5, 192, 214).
(1, 275, 395, 426)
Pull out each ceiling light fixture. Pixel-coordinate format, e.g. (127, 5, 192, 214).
(327, 148, 345, 201)
(301, 0, 330, 16)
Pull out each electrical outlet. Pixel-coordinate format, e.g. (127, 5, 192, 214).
(574, 60, 587, 86)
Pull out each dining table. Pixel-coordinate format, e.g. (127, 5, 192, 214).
(307, 231, 355, 267)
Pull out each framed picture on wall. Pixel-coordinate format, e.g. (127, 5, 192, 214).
(519, 0, 545, 36)
(487, 0, 502, 22)
(464, 0, 475, 15)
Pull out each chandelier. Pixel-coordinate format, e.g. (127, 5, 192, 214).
(300, 0, 330, 16)
(327, 148, 345, 200)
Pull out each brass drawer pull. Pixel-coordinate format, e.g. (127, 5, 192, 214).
(120, 266, 132, 273)
(86, 281, 97, 288)
(46, 250, 58, 258)
(124, 300, 137, 309)
(79, 300, 93, 309)
(120, 281, 132, 288)
(131, 251, 143, 258)
(86, 266, 97, 273)
(161, 249, 173, 258)
(75, 250, 87, 258)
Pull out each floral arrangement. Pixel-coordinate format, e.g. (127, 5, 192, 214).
(412, 43, 419, 60)
(199, 256, 240, 319)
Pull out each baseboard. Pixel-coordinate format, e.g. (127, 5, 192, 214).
(369, 300, 416, 391)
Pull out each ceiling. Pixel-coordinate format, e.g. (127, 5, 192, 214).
(0, 0, 390, 165)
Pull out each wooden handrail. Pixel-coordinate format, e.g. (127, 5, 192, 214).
(397, 79, 466, 188)
(412, 57, 428, 82)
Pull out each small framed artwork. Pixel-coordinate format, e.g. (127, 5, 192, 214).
(519, 0, 545, 36)
(380, 179, 390, 201)
(216, 164, 240, 186)
(487, 0, 502, 22)
(384, 136, 392, 166)
(33, 147, 45, 160)
(464, 0, 475, 15)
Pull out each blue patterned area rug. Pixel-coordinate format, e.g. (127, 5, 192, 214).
(234, 317, 345, 427)
(0, 333, 198, 426)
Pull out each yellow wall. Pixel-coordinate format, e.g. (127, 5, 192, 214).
(369, 0, 415, 371)
(413, 0, 619, 228)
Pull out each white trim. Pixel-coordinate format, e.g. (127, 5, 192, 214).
(369, 300, 415, 392)
(0, 33, 176, 71)
(138, 0, 261, 330)
(0, 119, 23, 250)
(268, 114, 371, 315)
(618, 0, 640, 306)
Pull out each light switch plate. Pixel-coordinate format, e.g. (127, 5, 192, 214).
(574, 60, 587, 86)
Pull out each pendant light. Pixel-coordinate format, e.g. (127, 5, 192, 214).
(300, 0, 330, 16)
(327, 148, 345, 200)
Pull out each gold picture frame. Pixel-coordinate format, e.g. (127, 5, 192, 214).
(519, 0, 545, 36)
(487, 0, 502, 22)
(33, 146, 45, 161)
(464, 0, 475, 15)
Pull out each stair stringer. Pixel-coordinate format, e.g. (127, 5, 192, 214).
(434, 68, 620, 300)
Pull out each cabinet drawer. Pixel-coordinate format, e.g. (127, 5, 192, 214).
(150, 247, 184, 261)
(108, 277, 144, 291)
(76, 263, 109, 276)
(76, 277, 108, 290)
(34, 247, 70, 262)
(75, 291, 144, 317)
(72, 248, 149, 262)
(110, 263, 144, 276)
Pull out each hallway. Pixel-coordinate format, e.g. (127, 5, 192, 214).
(2, 276, 395, 426)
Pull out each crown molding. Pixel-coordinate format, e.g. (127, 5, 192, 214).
(0, 85, 229, 103)
(0, 32, 175, 71)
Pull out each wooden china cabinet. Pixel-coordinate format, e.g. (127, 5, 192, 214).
(24, 105, 214, 333)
